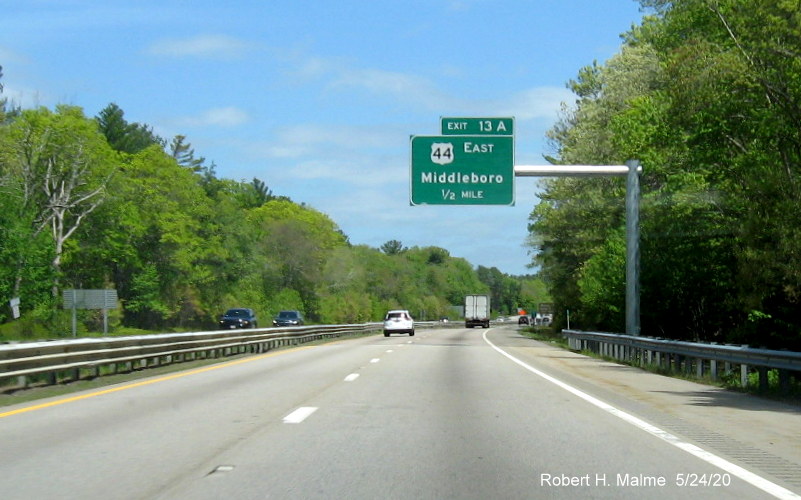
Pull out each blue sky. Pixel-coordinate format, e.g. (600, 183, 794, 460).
(1, 0, 647, 275)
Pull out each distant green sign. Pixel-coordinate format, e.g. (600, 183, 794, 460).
(410, 135, 514, 205)
(441, 117, 514, 136)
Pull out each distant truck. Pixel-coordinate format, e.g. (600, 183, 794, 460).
(464, 294, 490, 328)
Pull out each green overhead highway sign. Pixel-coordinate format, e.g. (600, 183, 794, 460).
(441, 117, 514, 136)
(410, 135, 514, 206)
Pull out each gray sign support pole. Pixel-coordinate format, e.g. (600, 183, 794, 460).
(515, 160, 642, 336)
(625, 160, 641, 336)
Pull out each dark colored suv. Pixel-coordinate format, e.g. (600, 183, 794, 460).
(219, 308, 258, 329)
(272, 310, 305, 327)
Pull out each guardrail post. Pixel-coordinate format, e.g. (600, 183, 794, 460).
(710, 360, 718, 381)
(780, 369, 790, 395)
(758, 366, 769, 393)
(741, 364, 749, 388)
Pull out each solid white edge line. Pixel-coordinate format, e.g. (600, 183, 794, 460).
(482, 331, 801, 500)
(283, 406, 318, 424)
(344, 373, 359, 382)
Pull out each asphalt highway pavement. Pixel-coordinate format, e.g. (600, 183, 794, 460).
(2, 326, 800, 499)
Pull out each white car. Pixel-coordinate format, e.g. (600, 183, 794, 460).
(383, 310, 415, 337)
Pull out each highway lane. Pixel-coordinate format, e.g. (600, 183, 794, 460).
(0, 326, 798, 499)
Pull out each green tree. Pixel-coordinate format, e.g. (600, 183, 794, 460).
(380, 239, 406, 255)
(96, 103, 161, 154)
(0, 65, 5, 123)
(85, 144, 225, 328)
(529, 0, 801, 347)
(169, 134, 205, 171)
(2, 106, 117, 299)
(248, 200, 347, 320)
(125, 263, 170, 326)
(250, 178, 274, 206)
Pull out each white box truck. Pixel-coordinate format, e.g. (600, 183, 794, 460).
(465, 294, 490, 328)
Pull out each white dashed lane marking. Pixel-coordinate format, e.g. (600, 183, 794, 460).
(283, 407, 318, 424)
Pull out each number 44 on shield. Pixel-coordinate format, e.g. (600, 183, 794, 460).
(431, 143, 454, 165)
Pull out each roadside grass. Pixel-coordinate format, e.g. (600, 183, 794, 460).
(518, 325, 569, 349)
(0, 321, 196, 343)
(518, 326, 801, 404)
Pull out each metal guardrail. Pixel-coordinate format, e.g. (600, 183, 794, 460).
(562, 329, 801, 393)
(0, 323, 384, 390)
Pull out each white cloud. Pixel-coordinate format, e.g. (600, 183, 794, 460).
(0, 45, 26, 65)
(280, 156, 405, 188)
(291, 55, 342, 81)
(502, 87, 574, 121)
(277, 50, 453, 112)
(177, 107, 249, 128)
(285, 124, 398, 150)
(252, 123, 403, 159)
(2, 84, 47, 109)
(294, 54, 571, 120)
(333, 69, 440, 99)
(147, 35, 251, 59)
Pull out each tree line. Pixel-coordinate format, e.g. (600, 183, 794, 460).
(529, 0, 801, 349)
(0, 88, 544, 338)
